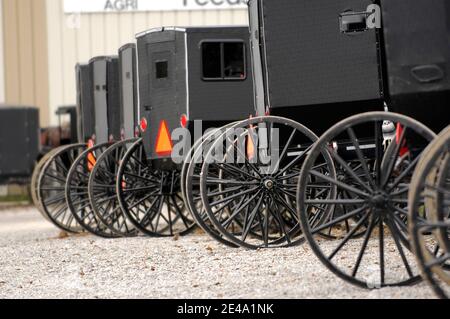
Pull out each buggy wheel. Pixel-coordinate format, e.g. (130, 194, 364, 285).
(88, 138, 139, 237)
(297, 112, 436, 288)
(38, 144, 86, 233)
(66, 143, 118, 238)
(32, 147, 63, 218)
(183, 123, 240, 247)
(117, 139, 196, 237)
(409, 126, 450, 298)
(200, 116, 335, 249)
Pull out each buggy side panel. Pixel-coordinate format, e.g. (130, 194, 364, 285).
(119, 44, 139, 140)
(77, 64, 95, 143)
(91, 59, 109, 144)
(187, 28, 254, 121)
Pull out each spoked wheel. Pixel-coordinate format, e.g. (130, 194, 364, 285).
(88, 138, 139, 237)
(38, 144, 87, 233)
(66, 143, 118, 238)
(32, 147, 63, 218)
(200, 116, 336, 249)
(117, 139, 196, 237)
(182, 123, 240, 247)
(298, 112, 436, 288)
(409, 126, 450, 298)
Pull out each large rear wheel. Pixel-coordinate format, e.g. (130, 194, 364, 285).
(88, 139, 139, 237)
(65, 143, 118, 238)
(38, 144, 86, 233)
(200, 116, 334, 249)
(117, 139, 196, 237)
(409, 126, 450, 298)
(298, 112, 436, 288)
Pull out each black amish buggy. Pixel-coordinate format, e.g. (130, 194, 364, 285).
(34, 63, 95, 233)
(87, 44, 141, 237)
(36, 57, 122, 236)
(0, 107, 39, 185)
(115, 26, 255, 237)
(192, 0, 450, 290)
(64, 56, 123, 238)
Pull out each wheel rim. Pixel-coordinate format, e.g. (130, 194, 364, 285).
(88, 138, 139, 237)
(38, 144, 86, 233)
(409, 126, 450, 298)
(201, 116, 334, 249)
(66, 143, 118, 238)
(298, 112, 436, 288)
(117, 139, 196, 237)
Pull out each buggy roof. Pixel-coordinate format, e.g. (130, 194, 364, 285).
(136, 26, 249, 39)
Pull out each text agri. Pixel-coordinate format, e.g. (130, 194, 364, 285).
(103, 0, 247, 11)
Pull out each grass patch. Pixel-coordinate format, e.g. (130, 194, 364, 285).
(0, 195, 31, 203)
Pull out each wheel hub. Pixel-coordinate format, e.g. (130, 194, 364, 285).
(263, 178, 275, 190)
(371, 192, 389, 210)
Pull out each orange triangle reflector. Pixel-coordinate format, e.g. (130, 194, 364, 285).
(155, 120, 173, 156)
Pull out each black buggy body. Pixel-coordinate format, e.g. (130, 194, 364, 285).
(213, 0, 450, 287)
(136, 26, 254, 162)
(0, 107, 40, 183)
(75, 63, 95, 144)
(89, 56, 121, 145)
(250, 0, 450, 133)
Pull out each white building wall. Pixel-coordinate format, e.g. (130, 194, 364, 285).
(45, 0, 248, 125)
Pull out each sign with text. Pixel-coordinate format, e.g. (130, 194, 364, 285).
(64, 0, 248, 13)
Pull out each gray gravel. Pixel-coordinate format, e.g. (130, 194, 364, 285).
(0, 207, 436, 299)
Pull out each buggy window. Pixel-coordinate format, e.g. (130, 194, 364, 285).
(202, 41, 246, 81)
(156, 61, 168, 79)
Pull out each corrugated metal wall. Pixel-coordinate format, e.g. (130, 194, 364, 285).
(2, 0, 49, 126)
(46, 0, 248, 125)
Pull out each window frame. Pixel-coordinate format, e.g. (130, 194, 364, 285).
(200, 40, 247, 82)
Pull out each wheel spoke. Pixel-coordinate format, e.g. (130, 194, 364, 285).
(352, 215, 378, 277)
(328, 213, 370, 260)
(385, 216, 414, 278)
(309, 170, 370, 198)
(311, 205, 368, 236)
(347, 128, 376, 189)
(382, 127, 407, 187)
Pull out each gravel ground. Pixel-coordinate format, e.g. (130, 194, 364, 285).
(0, 207, 436, 299)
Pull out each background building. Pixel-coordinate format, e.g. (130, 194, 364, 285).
(0, 0, 248, 127)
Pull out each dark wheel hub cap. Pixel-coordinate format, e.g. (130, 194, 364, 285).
(371, 192, 389, 210)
